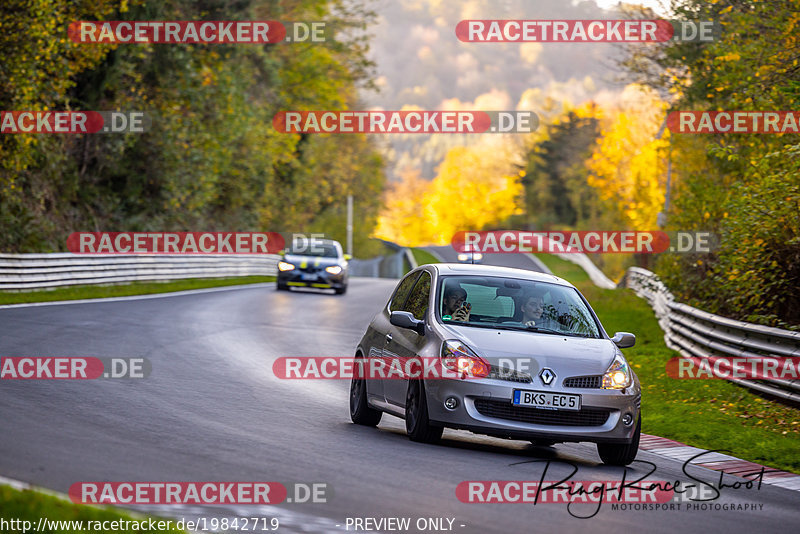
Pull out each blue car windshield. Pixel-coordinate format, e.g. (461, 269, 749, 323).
(288, 243, 339, 258)
(438, 275, 601, 338)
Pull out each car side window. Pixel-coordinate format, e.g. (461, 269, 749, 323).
(389, 272, 421, 312)
(403, 271, 431, 321)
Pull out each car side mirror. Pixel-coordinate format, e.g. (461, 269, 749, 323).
(612, 332, 636, 349)
(278, 250, 286, 256)
(390, 311, 425, 336)
(344, 254, 352, 260)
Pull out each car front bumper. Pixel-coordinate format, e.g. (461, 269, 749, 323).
(424, 377, 640, 444)
(277, 270, 347, 289)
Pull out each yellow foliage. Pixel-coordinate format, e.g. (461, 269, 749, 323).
(428, 145, 523, 244)
(374, 168, 433, 246)
(376, 144, 523, 246)
(587, 85, 668, 230)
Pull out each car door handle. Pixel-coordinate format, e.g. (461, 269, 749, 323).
(385, 334, 393, 342)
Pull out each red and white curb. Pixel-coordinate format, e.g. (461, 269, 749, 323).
(640, 434, 800, 491)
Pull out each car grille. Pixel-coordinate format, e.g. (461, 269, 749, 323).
(563, 375, 602, 388)
(473, 398, 610, 427)
(488, 365, 532, 383)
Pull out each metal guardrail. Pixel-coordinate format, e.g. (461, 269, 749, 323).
(0, 253, 278, 290)
(622, 266, 800, 403)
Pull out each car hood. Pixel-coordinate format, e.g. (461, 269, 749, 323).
(438, 323, 617, 376)
(284, 254, 342, 267)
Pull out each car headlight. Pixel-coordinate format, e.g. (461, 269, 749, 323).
(278, 261, 295, 272)
(325, 265, 343, 275)
(457, 253, 468, 261)
(441, 340, 490, 378)
(473, 253, 483, 260)
(602, 354, 632, 389)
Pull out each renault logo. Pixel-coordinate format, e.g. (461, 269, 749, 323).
(539, 368, 556, 386)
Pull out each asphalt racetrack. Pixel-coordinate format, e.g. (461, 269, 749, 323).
(1, 255, 798, 532)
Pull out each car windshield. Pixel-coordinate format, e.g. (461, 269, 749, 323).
(288, 242, 340, 258)
(438, 275, 601, 338)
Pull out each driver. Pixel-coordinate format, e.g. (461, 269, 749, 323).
(519, 290, 558, 330)
(442, 287, 470, 322)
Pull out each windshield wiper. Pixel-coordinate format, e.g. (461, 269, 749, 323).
(522, 325, 563, 335)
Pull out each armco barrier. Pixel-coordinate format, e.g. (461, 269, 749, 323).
(622, 266, 800, 403)
(0, 253, 279, 290)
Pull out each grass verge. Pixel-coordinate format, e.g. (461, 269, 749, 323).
(535, 253, 800, 473)
(0, 276, 275, 306)
(411, 247, 441, 267)
(0, 484, 183, 533)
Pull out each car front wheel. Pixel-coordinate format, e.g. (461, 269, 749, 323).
(597, 413, 641, 466)
(405, 380, 443, 443)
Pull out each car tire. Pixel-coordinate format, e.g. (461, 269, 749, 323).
(405, 380, 443, 443)
(349, 358, 382, 426)
(335, 285, 347, 295)
(597, 413, 641, 466)
(276, 282, 288, 291)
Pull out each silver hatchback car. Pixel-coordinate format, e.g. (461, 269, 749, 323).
(350, 263, 641, 465)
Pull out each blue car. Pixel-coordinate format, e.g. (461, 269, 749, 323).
(276, 239, 350, 294)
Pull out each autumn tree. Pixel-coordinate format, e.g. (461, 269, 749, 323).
(586, 84, 669, 231)
(376, 142, 523, 246)
(0, 0, 385, 257)
(521, 104, 612, 230)
(621, 0, 800, 326)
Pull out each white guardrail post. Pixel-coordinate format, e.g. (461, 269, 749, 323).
(0, 253, 279, 291)
(622, 266, 800, 403)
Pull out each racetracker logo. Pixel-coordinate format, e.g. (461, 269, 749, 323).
(668, 111, 800, 134)
(452, 231, 717, 254)
(68, 21, 328, 44)
(272, 356, 499, 380)
(70, 21, 271, 43)
(666, 357, 800, 380)
(0, 357, 150, 379)
(68, 482, 287, 504)
(272, 111, 538, 134)
(1, 111, 148, 134)
(455, 20, 718, 43)
(67, 232, 284, 254)
(456, 480, 674, 504)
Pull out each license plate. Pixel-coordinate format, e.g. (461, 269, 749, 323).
(301, 273, 316, 280)
(513, 390, 581, 411)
